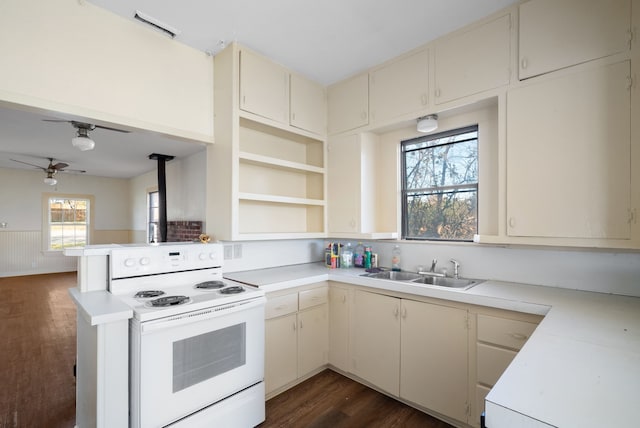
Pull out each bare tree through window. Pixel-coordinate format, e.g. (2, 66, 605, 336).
(402, 125, 478, 241)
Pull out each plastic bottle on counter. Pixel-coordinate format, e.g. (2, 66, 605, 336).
(354, 242, 365, 268)
(391, 245, 401, 271)
(364, 245, 372, 269)
(341, 242, 353, 268)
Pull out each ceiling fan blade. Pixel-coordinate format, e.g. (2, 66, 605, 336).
(94, 124, 130, 133)
(52, 162, 69, 170)
(42, 119, 70, 123)
(60, 168, 86, 174)
(10, 158, 46, 170)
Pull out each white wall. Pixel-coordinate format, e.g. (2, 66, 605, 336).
(0, 167, 130, 276)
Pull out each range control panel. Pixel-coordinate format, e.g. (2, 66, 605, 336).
(110, 243, 223, 279)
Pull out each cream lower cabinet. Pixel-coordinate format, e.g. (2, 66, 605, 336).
(352, 290, 469, 423)
(264, 284, 329, 396)
(471, 311, 542, 427)
(400, 300, 469, 422)
(328, 283, 350, 372)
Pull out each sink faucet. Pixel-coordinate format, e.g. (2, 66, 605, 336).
(417, 259, 444, 277)
(450, 259, 460, 279)
(430, 258, 437, 272)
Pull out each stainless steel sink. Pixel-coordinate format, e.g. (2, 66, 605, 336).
(411, 276, 482, 290)
(361, 271, 423, 281)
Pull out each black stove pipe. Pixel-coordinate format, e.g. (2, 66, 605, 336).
(149, 153, 174, 242)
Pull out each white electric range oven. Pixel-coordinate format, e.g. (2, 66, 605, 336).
(109, 243, 266, 428)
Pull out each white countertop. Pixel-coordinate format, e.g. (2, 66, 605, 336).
(69, 287, 133, 325)
(225, 262, 640, 428)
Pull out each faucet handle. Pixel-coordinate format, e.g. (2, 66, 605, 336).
(450, 259, 460, 278)
(430, 258, 438, 272)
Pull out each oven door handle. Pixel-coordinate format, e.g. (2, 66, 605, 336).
(140, 296, 266, 333)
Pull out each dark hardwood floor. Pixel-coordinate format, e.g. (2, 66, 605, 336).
(260, 369, 454, 428)
(0, 272, 77, 428)
(0, 273, 454, 428)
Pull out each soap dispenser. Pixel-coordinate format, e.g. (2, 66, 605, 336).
(391, 245, 401, 271)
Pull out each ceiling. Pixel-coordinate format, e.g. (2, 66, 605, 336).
(0, 0, 517, 180)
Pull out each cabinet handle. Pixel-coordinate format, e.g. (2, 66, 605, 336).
(421, 93, 428, 105)
(401, 307, 407, 319)
(275, 305, 286, 311)
(508, 217, 516, 228)
(299, 319, 303, 329)
(342, 295, 347, 303)
(293, 321, 297, 331)
(394, 307, 399, 319)
(520, 58, 528, 70)
(510, 333, 528, 341)
(435, 88, 441, 98)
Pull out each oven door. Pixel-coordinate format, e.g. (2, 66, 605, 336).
(130, 297, 265, 428)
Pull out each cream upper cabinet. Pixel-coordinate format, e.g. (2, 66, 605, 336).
(327, 72, 369, 134)
(400, 300, 469, 423)
(434, 14, 511, 104)
(290, 73, 326, 135)
(328, 284, 350, 372)
(327, 133, 397, 239)
(239, 48, 289, 124)
(370, 49, 429, 124)
(211, 43, 327, 241)
(518, 0, 631, 80)
(506, 60, 631, 240)
(351, 290, 400, 396)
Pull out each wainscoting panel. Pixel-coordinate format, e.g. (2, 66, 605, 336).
(0, 231, 76, 277)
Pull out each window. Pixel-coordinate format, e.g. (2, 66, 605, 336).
(401, 125, 478, 241)
(45, 196, 92, 250)
(148, 190, 159, 243)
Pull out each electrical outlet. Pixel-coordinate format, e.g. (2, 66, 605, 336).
(224, 245, 233, 260)
(233, 244, 243, 259)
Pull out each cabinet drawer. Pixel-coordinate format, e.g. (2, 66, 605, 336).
(477, 343, 516, 386)
(265, 293, 298, 319)
(299, 287, 328, 310)
(477, 314, 537, 350)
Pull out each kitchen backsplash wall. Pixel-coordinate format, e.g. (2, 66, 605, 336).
(223, 239, 640, 298)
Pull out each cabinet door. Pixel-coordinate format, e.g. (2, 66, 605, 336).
(328, 133, 380, 235)
(239, 49, 289, 123)
(507, 60, 631, 239)
(400, 300, 468, 423)
(265, 313, 298, 394)
(328, 285, 350, 372)
(519, 0, 630, 80)
(327, 73, 369, 134)
(434, 14, 510, 104)
(352, 291, 400, 396)
(290, 74, 326, 135)
(370, 49, 428, 124)
(327, 134, 361, 233)
(298, 304, 328, 377)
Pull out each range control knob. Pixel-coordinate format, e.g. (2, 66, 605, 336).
(124, 258, 136, 267)
(199, 252, 207, 261)
(209, 252, 217, 260)
(139, 257, 151, 266)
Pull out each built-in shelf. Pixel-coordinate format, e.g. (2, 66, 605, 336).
(238, 192, 326, 206)
(239, 151, 324, 175)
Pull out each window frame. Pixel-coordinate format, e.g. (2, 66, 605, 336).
(401, 124, 479, 242)
(147, 187, 159, 243)
(42, 193, 94, 252)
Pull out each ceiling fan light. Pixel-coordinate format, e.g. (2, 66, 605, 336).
(417, 114, 438, 133)
(72, 135, 95, 151)
(44, 176, 57, 186)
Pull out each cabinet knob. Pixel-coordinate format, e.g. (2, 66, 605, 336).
(508, 217, 516, 228)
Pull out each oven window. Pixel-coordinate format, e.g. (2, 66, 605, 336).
(173, 323, 246, 392)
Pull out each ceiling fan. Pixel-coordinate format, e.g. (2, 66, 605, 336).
(43, 119, 130, 151)
(11, 157, 86, 186)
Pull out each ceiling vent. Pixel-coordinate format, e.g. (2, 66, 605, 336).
(134, 10, 181, 39)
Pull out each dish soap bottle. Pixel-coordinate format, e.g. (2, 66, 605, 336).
(391, 245, 401, 271)
(354, 242, 365, 268)
(341, 242, 353, 268)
